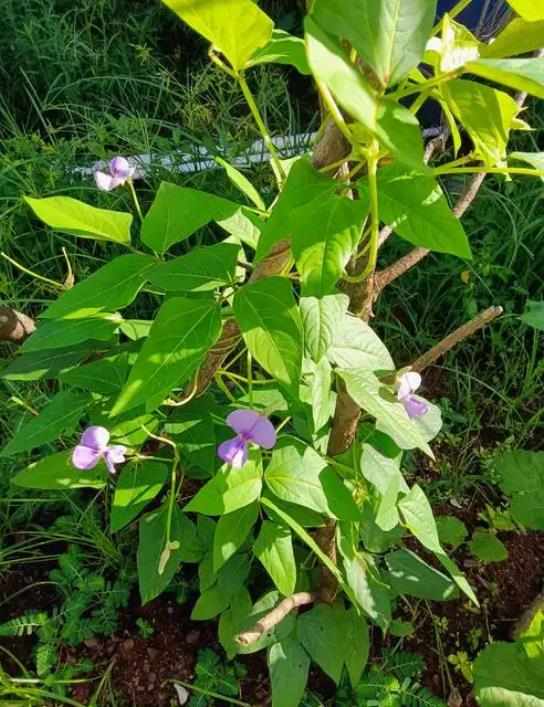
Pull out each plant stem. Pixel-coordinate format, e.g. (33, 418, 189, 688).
(435, 165, 544, 178)
(127, 180, 144, 222)
(1, 251, 65, 291)
(314, 78, 353, 144)
(393, 70, 461, 100)
(237, 73, 286, 186)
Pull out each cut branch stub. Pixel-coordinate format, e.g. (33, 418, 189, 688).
(0, 306, 36, 344)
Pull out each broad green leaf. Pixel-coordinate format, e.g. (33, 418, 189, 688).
(520, 299, 544, 329)
(375, 475, 401, 532)
(436, 515, 468, 550)
(12, 451, 106, 490)
(469, 529, 508, 564)
(162, 0, 273, 71)
(412, 400, 443, 443)
(254, 521, 296, 597)
(268, 639, 310, 707)
(496, 450, 544, 529)
(291, 194, 369, 296)
(300, 356, 334, 433)
(263, 493, 326, 528)
(506, 0, 544, 21)
(2, 346, 88, 381)
(184, 454, 262, 515)
(386, 548, 458, 600)
(215, 157, 265, 210)
(2, 390, 91, 456)
(94, 406, 160, 448)
(21, 314, 119, 353)
(213, 502, 259, 572)
(42, 254, 155, 320)
(341, 551, 392, 632)
(398, 484, 441, 552)
(305, 18, 424, 168)
(474, 640, 544, 706)
(191, 554, 251, 620)
(111, 297, 221, 415)
(163, 396, 217, 474)
(343, 607, 370, 686)
(338, 370, 432, 455)
(255, 159, 336, 262)
(311, 0, 436, 86)
(511, 154, 544, 183)
(468, 58, 544, 100)
(482, 18, 544, 58)
(60, 351, 130, 396)
(141, 182, 255, 253)
(218, 587, 253, 659)
(110, 461, 168, 532)
(300, 294, 349, 363)
(233, 277, 303, 391)
(359, 491, 405, 554)
(359, 165, 471, 258)
(25, 196, 132, 245)
(297, 605, 345, 683)
(249, 30, 311, 75)
(148, 242, 240, 292)
(328, 314, 394, 372)
(436, 14, 481, 72)
(120, 320, 152, 340)
(444, 80, 520, 166)
(138, 503, 201, 603)
(265, 438, 360, 520)
(360, 443, 409, 496)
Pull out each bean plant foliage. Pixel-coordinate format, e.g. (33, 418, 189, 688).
(4, 1, 544, 705)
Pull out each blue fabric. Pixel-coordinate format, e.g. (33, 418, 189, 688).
(436, 0, 503, 29)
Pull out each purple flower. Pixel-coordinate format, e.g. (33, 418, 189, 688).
(218, 409, 276, 468)
(72, 426, 127, 475)
(93, 156, 135, 192)
(396, 371, 429, 420)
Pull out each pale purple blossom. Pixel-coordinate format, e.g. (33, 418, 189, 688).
(72, 426, 127, 475)
(93, 156, 135, 192)
(396, 371, 429, 419)
(218, 409, 276, 468)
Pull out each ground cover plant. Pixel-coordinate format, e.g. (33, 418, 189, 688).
(0, 0, 544, 705)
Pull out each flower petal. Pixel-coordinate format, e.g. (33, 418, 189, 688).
(94, 170, 118, 191)
(397, 371, 422, 400)
(80, 426, 110, 450)
(218, 437, 249, 468)
(226, 409, 262, 436)
(106, 444, 127, 463)
(246, 415, 276, 449)
(72, 445, 101, 470)
(402, 395, 429, 419)
(109, 156, 132, 178)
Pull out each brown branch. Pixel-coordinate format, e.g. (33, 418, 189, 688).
(235, 591, 316, 646)
(411, 305, 503, 373)
(0, 306, 36, 343)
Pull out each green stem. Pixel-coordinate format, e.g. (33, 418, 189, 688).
(237, 73, 286, 186)
(434, 166, 544, 178)
(1, 251, 65, 291)
(393, 70, 461, 100)
(315, 78, 353, 144)
(127, 180, 144, 222)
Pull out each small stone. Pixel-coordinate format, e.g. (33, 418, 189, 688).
(186, 629, 200, 645)
(122, 639, 135, 650)
(84, 638, 98, 648)
(147, 647, 159, 660)
(167, 606, 174, 615)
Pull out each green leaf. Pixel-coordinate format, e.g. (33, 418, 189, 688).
(300, 294, 349, 363)
(328, 314, 394, 372)
(2, 390, 91, 456)
(191, 553, 251, 620)
(300, 356, 334, 433)
(435, 14, 482, 72)
(254, 521, 296, 597)
(474, 640, 544, 706)
(510, 155, 544, 183)
(482, 18, 544, 58)
(2, 346, 88, 381)
(42, 254, 155, 320)
(12, 451, 106, 490)
(360, 443, 409, 496)
(297, 605, 345, 683)
(444, 80, 520, 167)
(311, 0, 436, 86)
(213, 502, 259, 572)
(255, 159, 337, 261)
(359, 165, 471, 258)
(141, 182, 255, 253)
(520, 299, 544, 329)
(436, 515, 468, 550)
(290, 194, 369, 296)
(506, 0, 544, 21)
(21, 314, 119, 353)
(264, 438, 360, 520)
(184, 454, 262, 515)
(496, 450, 544, 530)
(215, 157, 265, 210)
(218, 587, 253, 659)
(268, 639, 310, 707)
(162, 0, 273, 71)
(386, 548, 458, 601)
(343, 607, 370, 686)
(163, 396, 217, 475)
(338, 370, 432, 455)
(110, 461, 168, 532)
(233, 277, 303, 391)
(60, 351, 130, 396)
(249, 30, 311, 75)
(148, 242, 240, 292)
(376, 475, 401, 532)
(112, 297, 221, 415)
(25, 196, 132, 245)
(469, 529, 508, 564)
(305, 18, 424, 168)
(341, 551, 392, 632)
(138, 503, 200, 603)
(398, 484, 441, 552)
(468, 58, 544, 100)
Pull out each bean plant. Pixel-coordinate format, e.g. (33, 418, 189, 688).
(3, 1, 544, 705)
